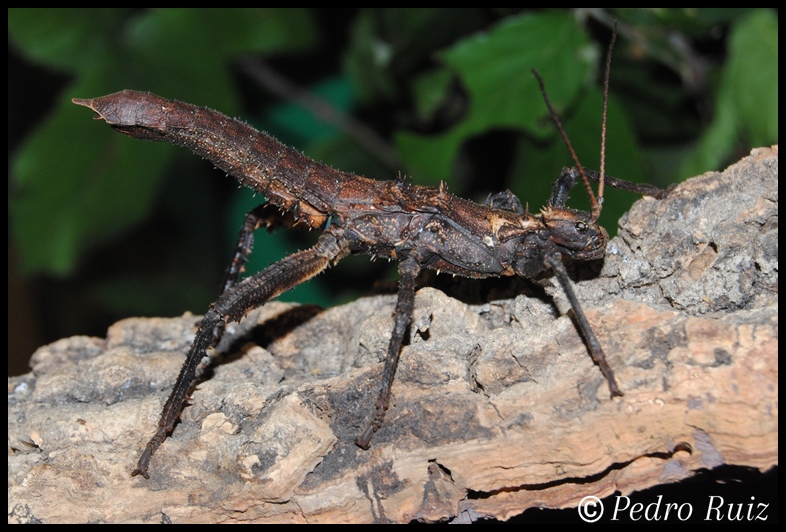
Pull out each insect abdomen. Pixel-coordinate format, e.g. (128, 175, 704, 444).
(73, 90, 366, 229)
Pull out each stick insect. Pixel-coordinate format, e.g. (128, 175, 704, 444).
(73, 26, 663, 479)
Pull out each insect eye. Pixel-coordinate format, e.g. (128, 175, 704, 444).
(575, 221, 588, 233)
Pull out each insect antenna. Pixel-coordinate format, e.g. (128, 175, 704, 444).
(597, 21, 618, 214)
(532, 21, 618, 222)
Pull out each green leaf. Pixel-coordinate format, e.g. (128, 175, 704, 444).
(343, 10, 397, 104)
(726, 9, 778, 146)
(397, 11, 596, 182)
(9, 8, 319, 275)
(8, 8, 130, 72)
(394, 128, 468, 187)
(120, 9, 315, 112)
(510, 89, 643, 234)
(410, 67, 455, 124)
(10, 83, 169, 275)
(264, 77, 355, 146)
(442, 11, 594, 135)
(680, 9, 778, 177)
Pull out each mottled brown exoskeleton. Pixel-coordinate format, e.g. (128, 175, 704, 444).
(73, 27, 663, 479)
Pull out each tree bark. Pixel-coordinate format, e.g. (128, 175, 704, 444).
(8, 147, 778, 523)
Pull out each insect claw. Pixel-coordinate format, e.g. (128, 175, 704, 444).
(355, 426, 374, 450)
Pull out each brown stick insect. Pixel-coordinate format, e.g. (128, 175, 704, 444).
(73, 25, 664, 479)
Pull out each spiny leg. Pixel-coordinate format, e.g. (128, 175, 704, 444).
(550, 167, 665, 209)
(543, 252, 622, 398)
(221, 202, 315, 294)
(355, 257, 421, 449)
(133, 204, 266, 478)
(580, 168, 666, 199)
(221, 203, 270, 295)
(132, 231, 349, 478)
(134, 202, 268, 477)
(131, 307, 223, 479)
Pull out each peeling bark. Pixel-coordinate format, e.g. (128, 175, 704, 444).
(8, 147, 778, 523)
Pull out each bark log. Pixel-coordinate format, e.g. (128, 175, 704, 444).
(8, 147, 778, 523)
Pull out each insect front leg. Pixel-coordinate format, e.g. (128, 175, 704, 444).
(549, 167, 666, 212)
(355, 257, 421, 450)
(132, 230, 350, 479)
(543, 252, 622, 398)
(581, 168, 667, 199)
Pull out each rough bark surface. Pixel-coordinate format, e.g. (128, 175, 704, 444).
(8, 147, 778, 523)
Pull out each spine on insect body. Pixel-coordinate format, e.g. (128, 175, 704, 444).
(73, 90, 375, 230)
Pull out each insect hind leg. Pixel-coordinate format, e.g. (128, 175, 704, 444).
(132, 230, 350, 478)
(355, 257, 421, 449)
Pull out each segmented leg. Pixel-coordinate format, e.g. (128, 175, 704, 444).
(580, 167, 666, 199)
(134, 204, 268, 478)
(543, 252, 622, 398)
(355, 257, 421, 449)
(550, 167, 665, 209)
(221, 203, 270, 295)
(132, 230, 349, 478)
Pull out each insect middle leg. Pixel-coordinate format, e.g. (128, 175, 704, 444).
(355, 256, 421, 449)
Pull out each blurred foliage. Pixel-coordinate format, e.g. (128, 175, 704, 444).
(8, 8, 778, 359)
